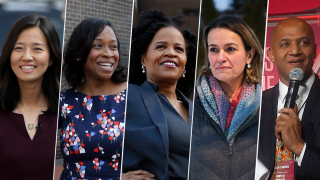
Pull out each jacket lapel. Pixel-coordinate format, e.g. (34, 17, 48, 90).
(264, 84, 279, 174)
(139, 81, 169, 155)
(301, 75, 320, 143)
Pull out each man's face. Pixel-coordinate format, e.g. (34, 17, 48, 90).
(268, 17, 316, 85)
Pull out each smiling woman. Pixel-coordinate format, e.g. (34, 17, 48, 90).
(122, 10, 197, 180)
(59, 18, 127, 180)
(0, 14, 61, 180)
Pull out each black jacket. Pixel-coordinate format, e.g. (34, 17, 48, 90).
(257, 75, 320, 180)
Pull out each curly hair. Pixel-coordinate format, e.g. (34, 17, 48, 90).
(201, 15, 262, 84)
(63, 18, 127, 88)
(0, 14, 61, 114)
(129, 10, 197, 97)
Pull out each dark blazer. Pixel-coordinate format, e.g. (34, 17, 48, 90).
(258, 75, 320, 179)
(122, 81, 192, 180)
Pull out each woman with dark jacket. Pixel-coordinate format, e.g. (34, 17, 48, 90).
(122, 10, 197, 180)
(189, 16, 263, 180)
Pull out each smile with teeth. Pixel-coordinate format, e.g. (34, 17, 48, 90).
(162, 62, 177, 66)
(21, 66, 36, 70)
(98, 63, 113, 68)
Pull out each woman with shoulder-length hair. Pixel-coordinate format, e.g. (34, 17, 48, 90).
(189, 15, 263, 180)
(59, 18, 127, 180)
(0, 14, 61, 179)
(122, 10, 197, 180)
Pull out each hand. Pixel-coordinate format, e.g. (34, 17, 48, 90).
(275, 107, 305, 155)
(122, 170, 155, 180)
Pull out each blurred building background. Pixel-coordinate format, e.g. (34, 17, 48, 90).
(0, 0, 65, 53)
(197, 0, 268, 75)
(61, 0, 133, 91)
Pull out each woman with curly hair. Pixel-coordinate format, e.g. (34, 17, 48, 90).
(189, 16, 263, 180)
(122, 10, 197, 180)
(59, 18, 127, 180)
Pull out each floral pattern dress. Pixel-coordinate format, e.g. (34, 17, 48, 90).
(59, 88, 126, 180)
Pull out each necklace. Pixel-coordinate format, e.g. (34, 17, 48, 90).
(173, 98, 177, 109)
(16, 105, 40, 130)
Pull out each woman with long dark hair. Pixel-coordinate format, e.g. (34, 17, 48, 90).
(0, 14, 61, 179)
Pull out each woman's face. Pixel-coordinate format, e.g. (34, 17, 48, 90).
(10, 27, 51, 84)
(207, 28, 253, 85)
(83, 25, 119, 82)
(142, 27, 187, 85)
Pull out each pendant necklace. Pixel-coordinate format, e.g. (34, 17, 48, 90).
(17, 105, 40, 130)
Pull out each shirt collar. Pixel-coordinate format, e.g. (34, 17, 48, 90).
(278, 73, 315, 103)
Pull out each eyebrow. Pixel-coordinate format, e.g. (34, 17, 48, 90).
(208, 43, 239, 47)
(94, 38, 117, 42)
(154, 41, 185, 47)
(15, 42, 45, 46)
(279, 36, 310, 42)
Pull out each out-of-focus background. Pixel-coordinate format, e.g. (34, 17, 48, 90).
(61, 0, 133, 91)
(197, 0, 268, 75)
(132, 0, 200, 35)
(0, 0, 65, 53)
(263, 0, 320, 90)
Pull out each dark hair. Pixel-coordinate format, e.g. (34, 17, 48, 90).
(202, 15, 262, 84)
(63, 18, 127, 88)
(129, 10, 197, 97)
(0, 14, 61, 114)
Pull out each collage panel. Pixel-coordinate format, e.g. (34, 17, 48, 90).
(0, 0, 64, 179)
(189, 0, 267, 180)
(121, 0, 200, 180)
(56, 0, 133, 180)
(256, 0, 320, 179)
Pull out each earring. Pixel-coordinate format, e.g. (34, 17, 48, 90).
(142, 65, 146, 73)
(77, 58, 79, 61)
(81, 77, 84, 83)
(209, 66, 211, 69)
(182, 70, 186, 78)
(247, 64, 251, 68)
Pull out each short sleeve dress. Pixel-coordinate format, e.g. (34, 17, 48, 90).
(59, 88, 126, 180)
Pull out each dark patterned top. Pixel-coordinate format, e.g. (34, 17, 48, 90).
(59, 88, 126, 180)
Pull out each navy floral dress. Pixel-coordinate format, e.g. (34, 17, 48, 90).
(59, 88, 126, 180)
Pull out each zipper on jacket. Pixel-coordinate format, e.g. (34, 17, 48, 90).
(228, 145, 232, 157)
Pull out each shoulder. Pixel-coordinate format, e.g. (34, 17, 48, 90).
(262, 84, 278, 100)
(128, 84, 141, 96)
(60, 88, 76, 97)
(0, 109, 9, 119)
(193, 96, 211, 123)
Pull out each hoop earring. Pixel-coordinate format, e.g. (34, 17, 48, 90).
(142, 65, 146, 73)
